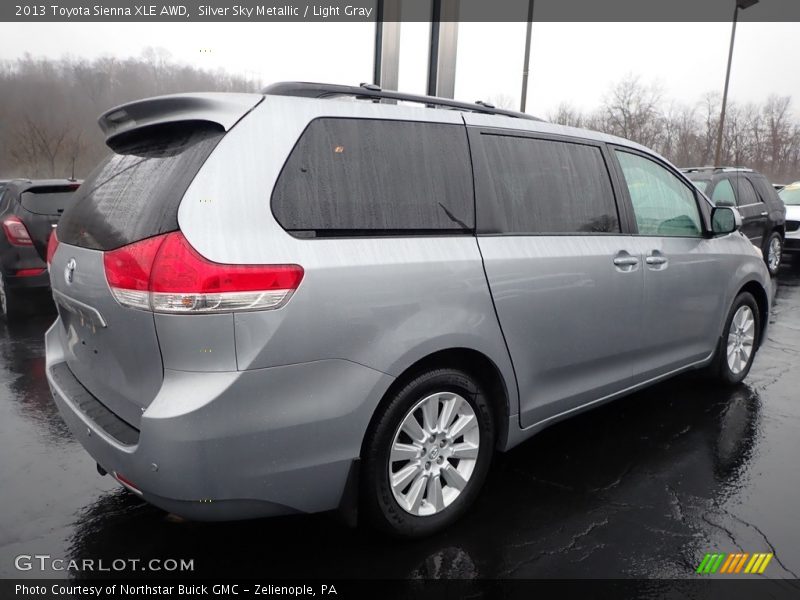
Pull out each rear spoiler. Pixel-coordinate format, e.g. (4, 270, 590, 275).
(98, 93, 263, 150)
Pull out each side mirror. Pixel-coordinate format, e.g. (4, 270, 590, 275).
(711, 206, 742, 235)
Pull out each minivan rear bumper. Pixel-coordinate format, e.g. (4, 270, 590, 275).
(45, 319, 393, 521)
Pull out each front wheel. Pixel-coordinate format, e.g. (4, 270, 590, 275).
(765, 232, 783, 275)
(704, 292, 760, 385)
(361, 368, 495, 538)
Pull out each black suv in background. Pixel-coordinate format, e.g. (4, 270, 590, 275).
(683, 167, 786, 275)
(0, 179, 80, 319)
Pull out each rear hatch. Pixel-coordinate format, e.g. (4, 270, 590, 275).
(51, 120, 234, 427)
(18, 184, 79, 260)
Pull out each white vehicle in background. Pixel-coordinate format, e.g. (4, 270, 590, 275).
(779, 183, 800, 259)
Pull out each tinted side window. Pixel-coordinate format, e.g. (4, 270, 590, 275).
(711, 179, 737, 207)
(272, 118, 473, 236)
(615, 150, 702, 237)
(735, 177, 761, 206)
(478, 135, 619, 234)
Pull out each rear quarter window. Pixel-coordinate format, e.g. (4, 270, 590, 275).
(271, 118, 474, 236)
(58, 124, 223, 250)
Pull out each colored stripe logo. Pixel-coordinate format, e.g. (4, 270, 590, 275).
(696, 552, 773, 574)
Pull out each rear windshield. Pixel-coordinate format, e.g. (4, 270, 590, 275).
(689, 179, 710, 192)
(21, 186, 79, 216)
(58, 124, 223, 250)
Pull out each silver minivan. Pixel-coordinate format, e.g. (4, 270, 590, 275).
(46, 83, 770, 537)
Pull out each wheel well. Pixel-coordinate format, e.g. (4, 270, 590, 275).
(361, 348, 511, 456)
(739, 280, 769, 347)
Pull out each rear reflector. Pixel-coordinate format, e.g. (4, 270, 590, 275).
(15, 268, 45, 277)
(47, 230, 59, 266)
(2, 216, 34, 246)
(113, 471, 143, 495)
(103, 232, 304, 314)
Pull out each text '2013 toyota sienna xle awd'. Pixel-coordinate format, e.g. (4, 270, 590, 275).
(46, 83, 771, 537)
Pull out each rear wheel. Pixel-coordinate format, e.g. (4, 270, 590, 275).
(361, 368, 495, 538)
(704, 292, 760, 385)
(0, 272, 22, 320)
(765, 232, 783, 275)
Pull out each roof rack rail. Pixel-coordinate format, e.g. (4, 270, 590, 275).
(262, 81, 543, 121)
(681, 166, 754, 173)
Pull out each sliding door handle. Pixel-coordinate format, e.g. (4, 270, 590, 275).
(613, 251, 639, 272)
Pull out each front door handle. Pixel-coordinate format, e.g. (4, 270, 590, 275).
(646, 250, 668, 269)
(760, 211, 768, 217)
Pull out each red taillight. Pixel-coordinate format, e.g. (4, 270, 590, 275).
(15, 268, 45, 277)
(103, 232, 304, 313)
(46, 230, 59, 266)
(2, 216, 33, 246)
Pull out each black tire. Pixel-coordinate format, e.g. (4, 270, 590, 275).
(361, 368, 495, 538)
(764, 231, 783, 276)
(704, 292, 760, 385)
(0, 272, 23, 321)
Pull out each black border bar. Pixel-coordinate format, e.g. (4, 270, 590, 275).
(4, 0, 800, 23)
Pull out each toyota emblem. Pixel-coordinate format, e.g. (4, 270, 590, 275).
(65, 258, 76, 285)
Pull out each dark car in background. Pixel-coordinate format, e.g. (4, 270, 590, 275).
(683, 167, 786, 275)
(778, 182, 800, 259)
(1, 179, 81, 318)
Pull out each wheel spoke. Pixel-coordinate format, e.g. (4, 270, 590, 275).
(405, 473, 427, 512)
(422, 395, 439, 433)
(437, 395, 460, 431)
(391, 442, 420, 463)
(450, 442, 479, 460)
(742, 317, 754, 336)
(391, 463, 420, 492)
(447, 413, 477, 440)
(401, 414, 426, 443)
(739, 347, 749, 364)
(427, 475, 444, 512)
(441, 464, 468, 491)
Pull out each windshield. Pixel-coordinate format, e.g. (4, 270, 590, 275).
(779, 184, 800, 206)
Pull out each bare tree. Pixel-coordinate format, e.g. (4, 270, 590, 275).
(601, 74, 664, 148)
(486, 93, 516, 110)
(549, 102, 585, 128)
(9, 116, 75, 177)
(2, 58, 800, 182)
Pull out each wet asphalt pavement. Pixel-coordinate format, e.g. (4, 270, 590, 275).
(1, 266, 800, 582)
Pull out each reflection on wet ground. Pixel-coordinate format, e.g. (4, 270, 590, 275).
(1, 268, 799, 581)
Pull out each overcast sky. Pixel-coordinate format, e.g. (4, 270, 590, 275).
(0, 21, 797, 117)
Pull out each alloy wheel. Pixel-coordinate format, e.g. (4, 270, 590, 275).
(389, 392, 480, 516)
(726, 305, 755, 375)
(768, 236, 782, 272)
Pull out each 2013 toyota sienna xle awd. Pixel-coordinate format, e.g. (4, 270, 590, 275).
(46, 83, 770, 537)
